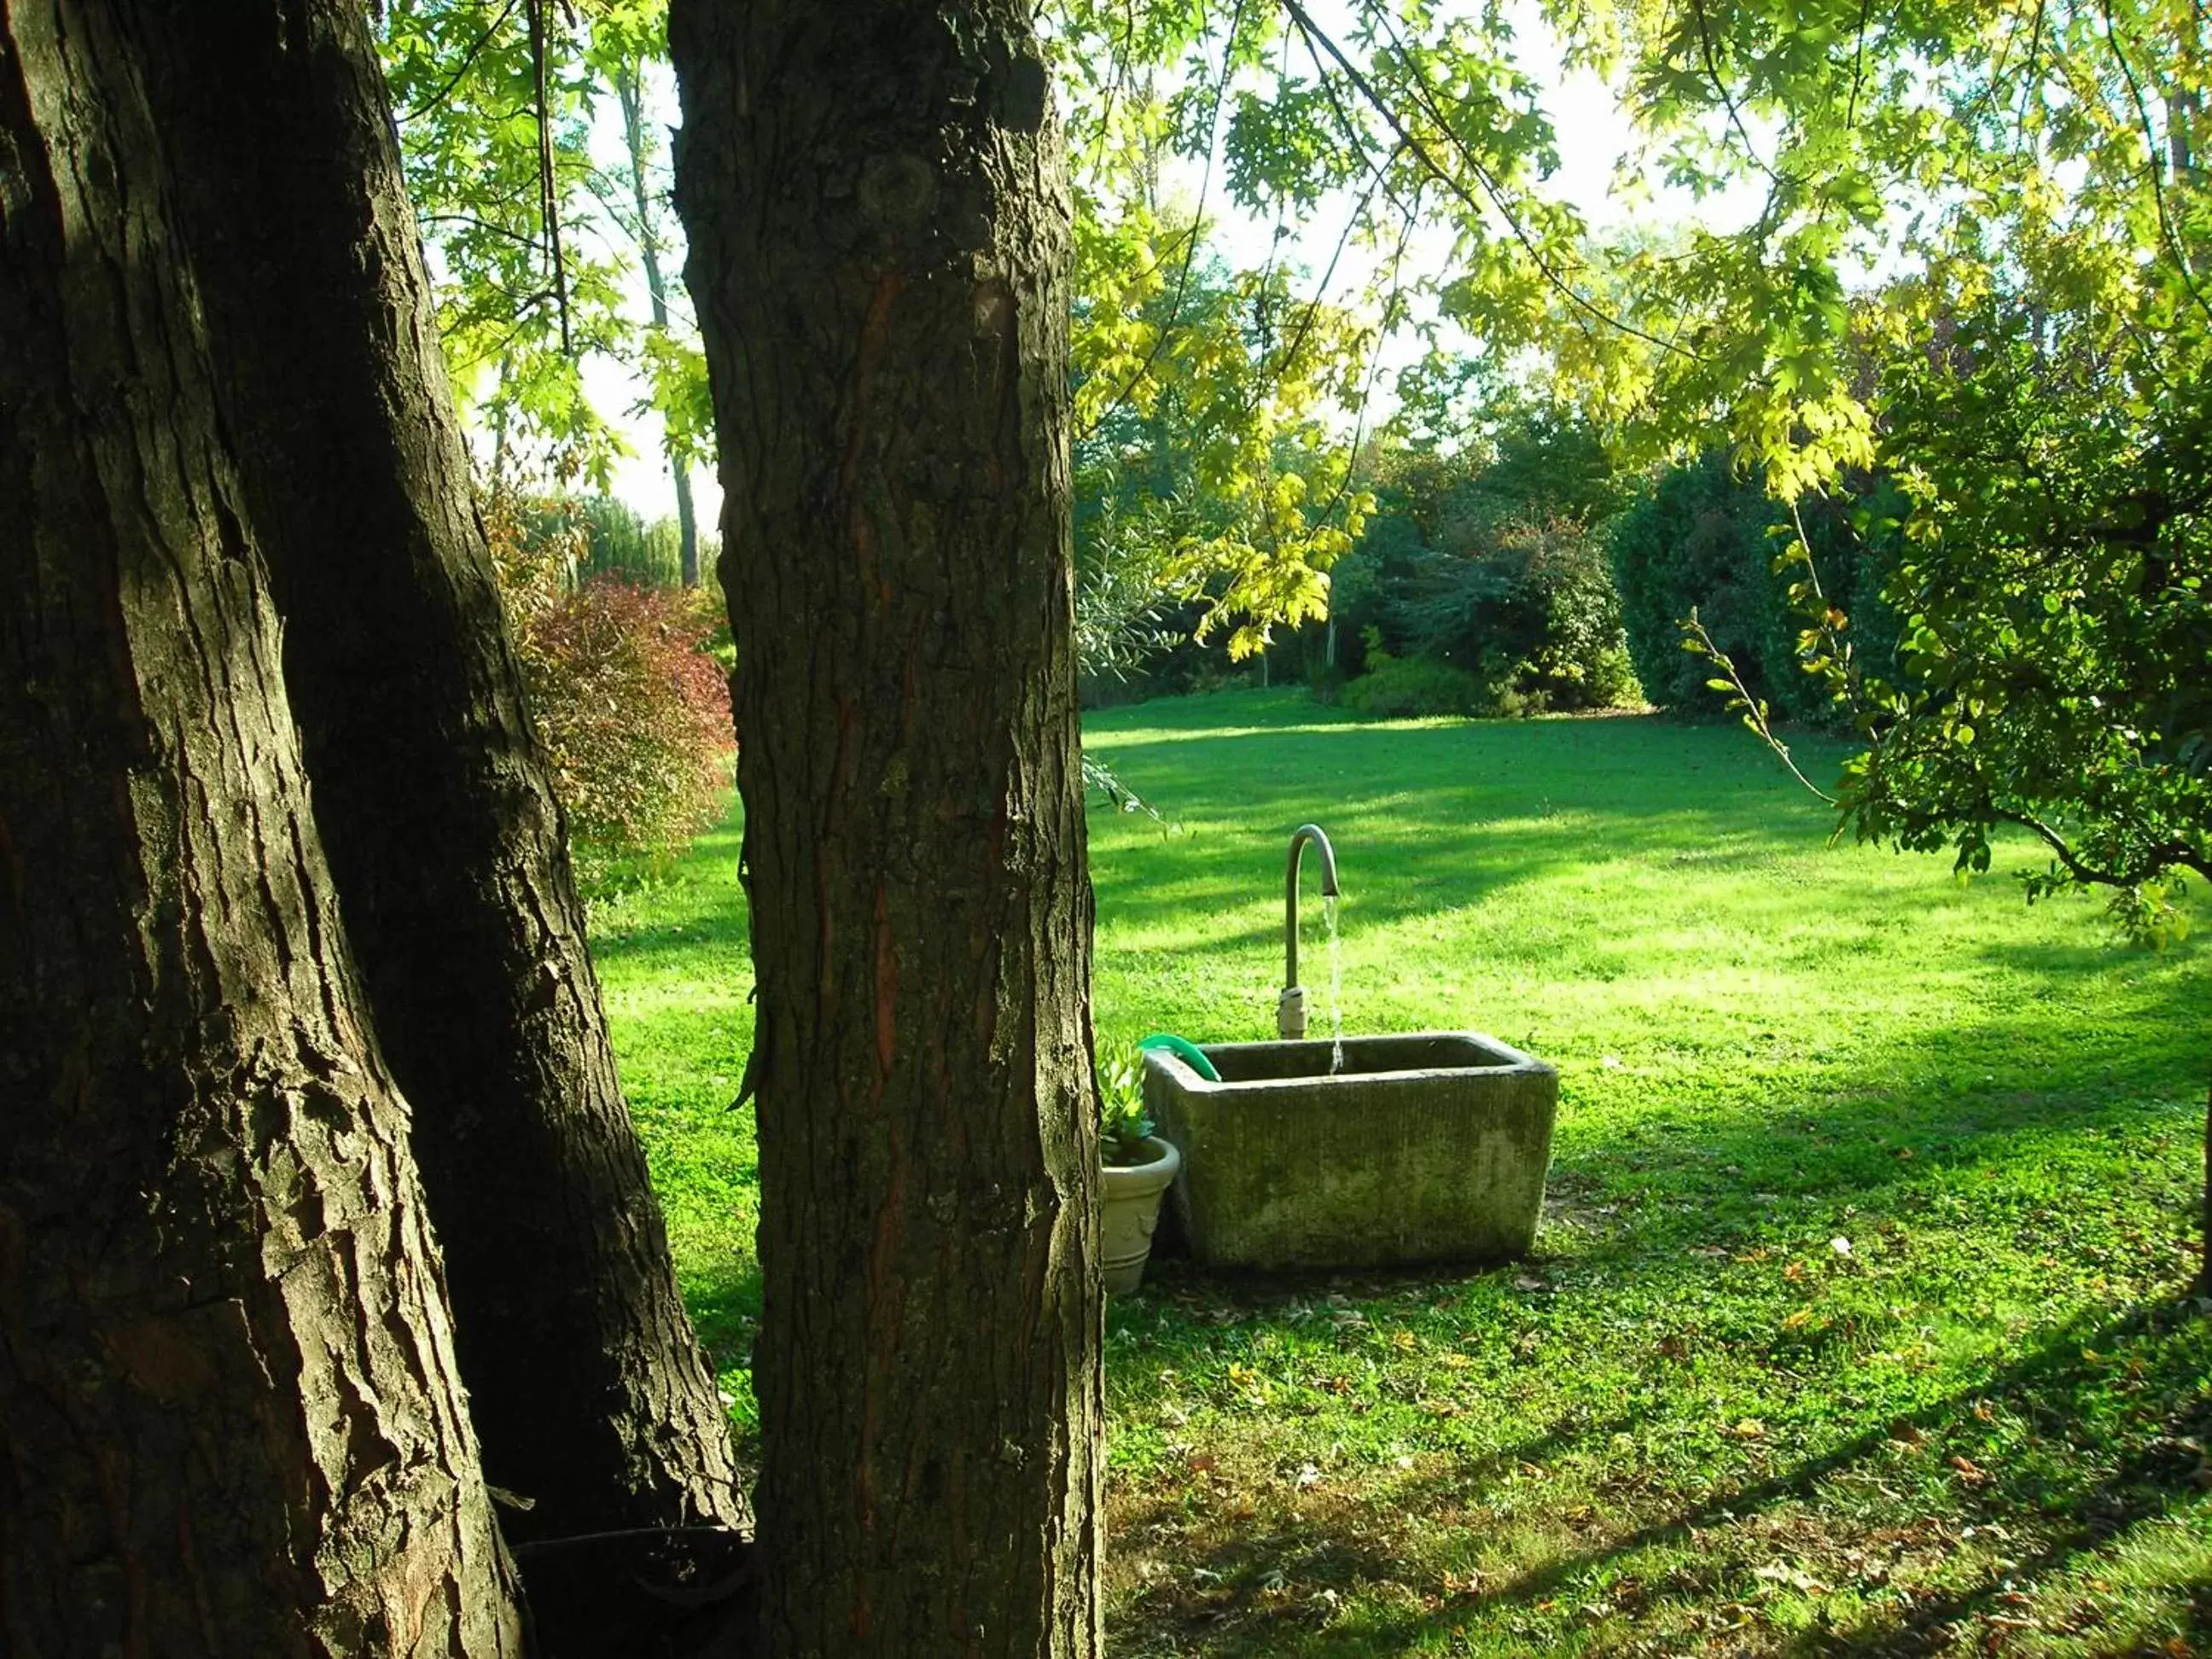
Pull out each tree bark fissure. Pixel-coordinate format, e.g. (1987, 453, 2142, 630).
(670, 3, 1103, 1653)
(118, 0, 744, 1543)
(0, 6, 521, 1648)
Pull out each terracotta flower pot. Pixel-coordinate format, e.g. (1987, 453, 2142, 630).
(1100, 1135, 1180, 1294)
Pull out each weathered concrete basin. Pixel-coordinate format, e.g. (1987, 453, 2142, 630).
(1142, 1032, 1557, 1270)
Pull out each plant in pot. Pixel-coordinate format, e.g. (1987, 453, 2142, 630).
(1097, 1048, 1180, 1294)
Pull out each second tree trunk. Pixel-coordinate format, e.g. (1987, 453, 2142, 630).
(671, 3, 1104, 1652)
(0, 8, 520, 1646)
(123, 0, 744, 1541)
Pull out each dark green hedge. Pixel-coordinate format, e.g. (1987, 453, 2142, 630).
(1609, 452, 1902, 723)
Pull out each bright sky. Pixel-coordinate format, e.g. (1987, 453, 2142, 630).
(582, 3, 1763, 529)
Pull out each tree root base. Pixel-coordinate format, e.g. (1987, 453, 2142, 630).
(515, 1524, 758, 1657)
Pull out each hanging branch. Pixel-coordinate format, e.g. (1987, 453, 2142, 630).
(1284, 0, 1703, 363)
(526, 0, 573, 357)
(1075, 0, 1249, 443)
(399, 0, 524, 124)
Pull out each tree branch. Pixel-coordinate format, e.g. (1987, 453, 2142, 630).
(1282, 0, 1703, 363)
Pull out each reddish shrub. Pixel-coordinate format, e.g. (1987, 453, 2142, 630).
(486, 496, 733, 888)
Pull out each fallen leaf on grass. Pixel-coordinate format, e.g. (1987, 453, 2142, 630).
(1948, 1454, 1988, 1486)
(1728, 1418, 1767, 1440)
(1753, 1561, 1831, 1594)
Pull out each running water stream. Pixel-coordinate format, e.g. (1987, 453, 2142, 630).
(1324, 891, 1344, 1074)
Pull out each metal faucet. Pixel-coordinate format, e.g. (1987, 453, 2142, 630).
(1279, 823, 1339, 1039)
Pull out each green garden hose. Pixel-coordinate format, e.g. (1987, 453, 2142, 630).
(1138, 1032, 1220, 1081)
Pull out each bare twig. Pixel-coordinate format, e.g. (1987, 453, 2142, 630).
(1684, 609, 1839, 806)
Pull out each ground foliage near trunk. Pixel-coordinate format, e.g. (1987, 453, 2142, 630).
(594, 690, 2211, 1655)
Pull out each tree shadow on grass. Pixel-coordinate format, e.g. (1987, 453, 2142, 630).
(678, 1257, 761, 1375)
(1111, 1293, 2212, 1656)
(585, 816, 749, 969)
(1482, 1295, 2212, 1658)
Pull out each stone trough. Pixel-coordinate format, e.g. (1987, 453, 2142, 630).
(1142, 1031, 1557, 1271)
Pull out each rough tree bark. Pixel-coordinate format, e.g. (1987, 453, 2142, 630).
(670, 3, 1103, 1653)
(0, 5, 521, 1649)
(119, 0, 744, 1541)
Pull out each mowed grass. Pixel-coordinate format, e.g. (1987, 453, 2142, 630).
(592, 687, 2212, 1655)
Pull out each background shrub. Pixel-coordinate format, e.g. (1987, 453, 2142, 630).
(487, 496, 734, 891)
(1326, 413, 1644, 717)
(1338, 650, 1505, 719)
(1610, 451, 1901, 722)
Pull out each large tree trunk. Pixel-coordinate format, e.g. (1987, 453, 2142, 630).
(119, 0, 744, 1541)
(0, 7, 521, 1650)
(670, 3, 1103, 1654)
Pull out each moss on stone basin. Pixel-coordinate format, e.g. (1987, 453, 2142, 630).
(1141, 1032, 1557, 1270)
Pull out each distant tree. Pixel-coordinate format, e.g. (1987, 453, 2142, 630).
(1617, 451, 1904, 721)
(607, 27, 704, 585)
(1325, 410, 1643, 713)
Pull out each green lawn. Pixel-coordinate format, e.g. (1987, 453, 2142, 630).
(592, 688, 2212, 1655)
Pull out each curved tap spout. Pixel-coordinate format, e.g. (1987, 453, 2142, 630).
(1282, 825, 1340, 1037)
